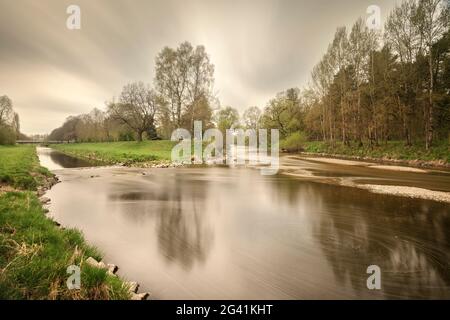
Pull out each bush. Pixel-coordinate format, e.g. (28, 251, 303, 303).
(0, 125, 16, 145)
(281, 131, 307, 152)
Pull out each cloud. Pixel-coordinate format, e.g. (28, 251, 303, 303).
(0, 0, 397, 134)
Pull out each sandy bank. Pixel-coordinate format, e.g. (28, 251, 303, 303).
(357, 184, 450, 203)
(368, 165, 427, 173)
(299, 151, 449, 169)
(300, 156, 429, 173)
(301, 157, 375, 166)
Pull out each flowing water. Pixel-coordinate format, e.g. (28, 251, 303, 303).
(37, 147, 450, 299)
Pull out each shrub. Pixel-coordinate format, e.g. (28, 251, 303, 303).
(281, 131, 307, 152)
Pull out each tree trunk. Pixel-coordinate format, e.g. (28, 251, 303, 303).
(137, 130, 143, 142)
(178, 101, 183, 127)
(426, 52, 434, 150)
(356, 86, 363, 147)
(328, 100, 333, 142)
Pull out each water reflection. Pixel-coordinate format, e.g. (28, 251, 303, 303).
(312, 188, 450, 299)
(156, 181, 213, 270)
(45, 163, 450, 299)
(37, 147, 101, 170)
(110, 176, 213, 269)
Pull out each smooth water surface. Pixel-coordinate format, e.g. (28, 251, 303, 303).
(38, 150, 450, 299)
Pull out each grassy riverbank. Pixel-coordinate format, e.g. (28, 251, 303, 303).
(0, 145, 50, 190)
(52, 139, 450, 168)
(52, 140, 176, 165)
(302, 140, 450, 166)
(0, 145, 131, 299)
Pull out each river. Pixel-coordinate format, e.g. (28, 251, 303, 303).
(37, 147, 450, 299)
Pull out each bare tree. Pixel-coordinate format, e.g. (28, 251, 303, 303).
(108, 82, 160, 141)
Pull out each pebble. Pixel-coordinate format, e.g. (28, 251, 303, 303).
(107, 263, 119, 275)
(125, 281, 139, 293)
(131, 292, 149, 300)
(85, 257, 149, 300)
(40, 197, 51, 204)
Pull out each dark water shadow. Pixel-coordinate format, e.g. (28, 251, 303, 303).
(38, 147, 104, 170)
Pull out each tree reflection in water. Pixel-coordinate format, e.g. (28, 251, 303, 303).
(156, 178, 213, 270)
(273, 179, 450, 299)
(82, 165, 449, 298)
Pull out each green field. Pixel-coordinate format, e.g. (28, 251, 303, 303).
(303, 140, 450, 164)
(0, 145, 130, 299)
(52, 140, 176, 165)
(0, 145, 51, 190)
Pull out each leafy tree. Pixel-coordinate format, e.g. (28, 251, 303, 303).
(242, 106, 262, 130)
(215, 107, 240, 135)
(0, 95, 18, 145)
(260, 88, 304, 139)
(0, 95, 13, 126)
(155, 42, 214, 132)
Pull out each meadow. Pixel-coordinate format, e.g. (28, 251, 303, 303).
(51, 140, 176, 165)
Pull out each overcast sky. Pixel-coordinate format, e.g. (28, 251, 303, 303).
(0, 0, 398, 135)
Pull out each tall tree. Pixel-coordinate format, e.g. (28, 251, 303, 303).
(312, 53, 334, 141)
(0, 95, 17, 145)
(242, 106, 262, 130)
(12, 113, 20, 138)
(0, 95, 13, 126)
(330, 27, 350, 144)
(260, 88, 303, 139)
(155, 42, 214, 132)
(215, 107, 240, 135)
(348, 18, 372, 145)
(385, 0, 422, 145)
(416, 0, 449, 148)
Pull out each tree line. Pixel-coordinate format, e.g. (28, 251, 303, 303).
(259, 0, 449, 150)
(49, 0, 449, 150)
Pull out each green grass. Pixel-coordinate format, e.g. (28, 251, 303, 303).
(0, 145, 51, 190)
(303, 140, 450, 164)
(52, 140, 177, 165)
(0, 192, 131, 300)
(0, 145, 131, 300)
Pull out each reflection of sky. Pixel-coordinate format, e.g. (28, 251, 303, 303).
(37, 147, 66, 170)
